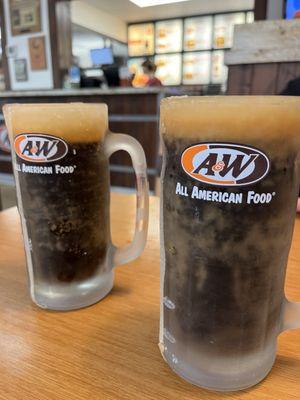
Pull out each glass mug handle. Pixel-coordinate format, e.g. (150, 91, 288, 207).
(282, 298, 300, 331)
(104, 132, 149, 266)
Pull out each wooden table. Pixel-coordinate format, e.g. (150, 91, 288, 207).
(0, 193, 299, 400)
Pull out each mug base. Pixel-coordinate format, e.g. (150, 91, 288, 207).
(31, 270, 114, 311)
(162, 344, 276, 392)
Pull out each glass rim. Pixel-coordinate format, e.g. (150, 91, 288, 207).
(161, 95, 300, 106)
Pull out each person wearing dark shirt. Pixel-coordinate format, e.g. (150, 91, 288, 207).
(142, 60, 162, 87)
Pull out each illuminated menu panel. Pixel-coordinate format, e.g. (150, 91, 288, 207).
(183, 52, 211, 85)
(213, 12, 245, 49)
(184, 16, 213, 51)
(127, 57, 145, 75)
(155, 54, 182, 86)
(246, 11, 255, 23)
(211, 50, 228, 84)
(155, 19, 183, 54)
(128, 23, 154, 57)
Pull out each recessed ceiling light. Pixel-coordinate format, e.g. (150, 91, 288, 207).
(129, 0, 190, 8)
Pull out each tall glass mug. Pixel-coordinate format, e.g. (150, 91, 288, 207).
(4, 103, 149, 311)
(159, 96, 300, 391)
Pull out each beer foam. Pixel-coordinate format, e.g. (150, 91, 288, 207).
(160, 96, 300, 147)
(3, 103, 108, 142)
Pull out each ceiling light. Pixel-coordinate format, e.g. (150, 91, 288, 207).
(129, 0, 190, 8)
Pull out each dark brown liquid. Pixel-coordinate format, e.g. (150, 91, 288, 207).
(17, 141, 110, 283)
(162, 137, 299, 356)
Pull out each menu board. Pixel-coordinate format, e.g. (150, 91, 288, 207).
(155, 54, 182, 86)
(155, 19, 183, 54)
(183, 52, 211, 85)
(128, 23, 154, 57)
(128, 10, 252, 86)
(211, 50, 228, 84)
(213, 13, 245, 49)
(184, 16, 213, 51)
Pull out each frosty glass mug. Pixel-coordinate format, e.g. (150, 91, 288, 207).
(159, 96, 300, 391)
(4, 103, 149, 311)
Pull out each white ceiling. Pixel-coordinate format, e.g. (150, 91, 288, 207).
(85, 0, 254, 22)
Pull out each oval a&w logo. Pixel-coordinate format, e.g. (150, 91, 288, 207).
(181, 143, 270, 186)
(14, 134, 68, 163)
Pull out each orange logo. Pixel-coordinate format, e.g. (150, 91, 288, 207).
(181, 143, 269, 186)
(14, 134, 68, 163)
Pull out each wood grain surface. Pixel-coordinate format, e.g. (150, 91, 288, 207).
(226, 19, 300, 65)
(0, 193, 299, 400)
(227, 62, 300, 96)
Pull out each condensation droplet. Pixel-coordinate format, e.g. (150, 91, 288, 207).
(28, 238, 33, 251)
(164, 328, 176, 343)
(171, 354, 178, 364)
(163, 296, 175, 310)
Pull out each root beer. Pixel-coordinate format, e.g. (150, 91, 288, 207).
(159, 96, 300, 390)
(4, 103, 110, 284)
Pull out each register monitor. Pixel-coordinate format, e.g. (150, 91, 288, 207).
(90, 48, 114, 66)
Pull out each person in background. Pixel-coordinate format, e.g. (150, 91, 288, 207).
(142, 60, 162, 87)
(130, 66, 148, 88)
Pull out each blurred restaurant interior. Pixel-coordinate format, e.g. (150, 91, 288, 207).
(0, 0, 299, 208)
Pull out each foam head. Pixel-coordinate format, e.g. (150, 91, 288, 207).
(3, 103, 108, 143)
(160, 96, 300, 147)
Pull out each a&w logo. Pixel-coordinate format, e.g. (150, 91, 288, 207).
(14, 134, 68, 163)
(181, 143, 270, 186)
